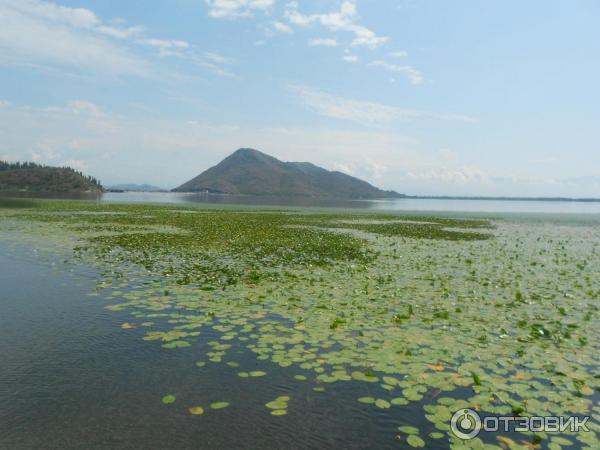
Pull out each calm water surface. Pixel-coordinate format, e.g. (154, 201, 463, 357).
(100, 192, 600, 214)
(4, 191, 600, 214)
(0, 238, 435, 450)
(1, 194, 598, 449)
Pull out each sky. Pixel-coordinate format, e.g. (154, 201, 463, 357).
(1, 0, 599, 196)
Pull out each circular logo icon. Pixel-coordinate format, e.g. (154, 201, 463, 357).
(450, 408, 482, 440)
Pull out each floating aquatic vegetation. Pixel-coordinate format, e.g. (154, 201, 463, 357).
(266, 395, 290, 416)
(209, 402, 230, 410)
(162, 395, 176, 404)
(2, 200, 599, 448)
(406, 434, 425, 448)
(188, 406, 204, 415)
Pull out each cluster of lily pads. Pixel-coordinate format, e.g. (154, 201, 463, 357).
(161, 394, 230, 416)
(1, 199, 598, 449)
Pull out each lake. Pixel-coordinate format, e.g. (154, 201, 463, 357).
(99, 192, 600, 215)
(6, 191, 600, 214)
(1, 199, 598, 449)
(0, 236, 429, 449)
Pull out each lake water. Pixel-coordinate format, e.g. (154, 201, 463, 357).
(1, 196, 598, 449)
(0, 238, 431, 449)
(4, 191, 600, 214)
(99, 192, 600, 215)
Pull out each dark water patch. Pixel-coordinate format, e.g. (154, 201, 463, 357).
(0, 242, 440, 449)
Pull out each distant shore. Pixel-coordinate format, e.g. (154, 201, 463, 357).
(3, 189, 600, 204)
(404, 195, 600, 203)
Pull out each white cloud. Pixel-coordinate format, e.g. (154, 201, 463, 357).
(390, 50, 408, 58)
(96, 25, 144, 39)
(285, 1, 388, 49)
(290, 85, 401, 126)
(0, 0, 215, 78)
(205, 0, 274, 19)
(308, 38, 338, 47)
(342, 54, 359, 63)
(203, 51, 231, 64)
(290, 85, 476, 126)
(138, 38, 190, 57)
(6, 0, 144, 38)
(9, 0, 99, 29)
(0, 0, 153, 77)
(141, 38, 190, 49)
(273, 21, 293, 33)
(368, 60, 423, 85)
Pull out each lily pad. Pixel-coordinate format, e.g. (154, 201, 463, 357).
(161, 395, 176, 404)
(188, 406, 204, 415)
(375, 399, 391, 409)
(210, 402, 230, 410)
(406, 435, 425, 448)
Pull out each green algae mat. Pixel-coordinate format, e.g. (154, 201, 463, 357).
(1, 199, 598, 449)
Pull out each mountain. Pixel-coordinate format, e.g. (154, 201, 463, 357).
(107, 184, 166, 192)
(173, 148, 403, 199)
(0, 161, 103, 193)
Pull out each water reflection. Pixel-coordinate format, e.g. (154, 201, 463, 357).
(102, 192, 600, 214)
(3, 190, 600, 214)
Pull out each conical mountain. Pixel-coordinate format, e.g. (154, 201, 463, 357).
(173, 148, 403, 199)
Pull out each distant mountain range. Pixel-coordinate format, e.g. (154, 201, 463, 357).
(107, 184, 166, 192)
(0, 161, 103, 193)
(173, 148, 404, 199)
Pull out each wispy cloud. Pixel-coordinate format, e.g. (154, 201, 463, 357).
(272, 21, 293, 34)
(290, 85, 477, 125)
(368, 60, 423, 85)
(0, 0, 151, 77)
(0, 0, 241, 80)
(4, 0, 146, 39)
(139, 38, 190, 57)
(203, 51, 231, 65)
(205, 0, 274, 19)
(308, 38, 338, 47)
(290, 85, 403, 126)
(190, 51, 238, 78)
(285, 1, 388, 49)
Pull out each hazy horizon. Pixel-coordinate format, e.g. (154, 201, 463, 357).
(1, 0, 599, 197)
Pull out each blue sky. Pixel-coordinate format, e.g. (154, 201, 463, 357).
(1, 0, 599, 196)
